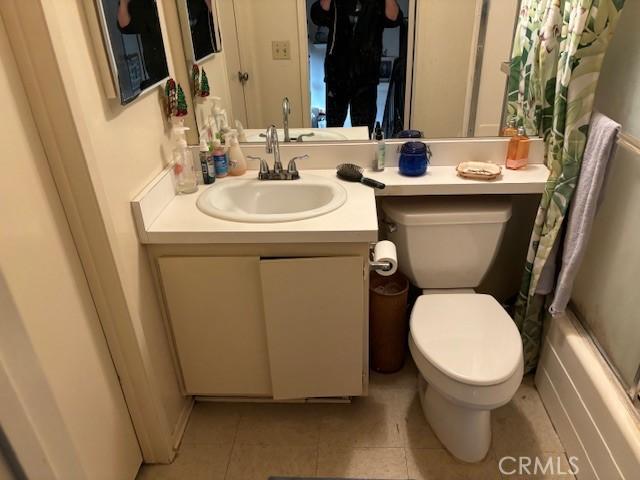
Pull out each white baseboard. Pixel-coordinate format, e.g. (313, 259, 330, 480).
(171, 397, 194, 455)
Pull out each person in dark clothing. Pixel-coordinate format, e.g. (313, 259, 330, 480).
(117, 0, 169, 90)
(311, 0, 402, 135)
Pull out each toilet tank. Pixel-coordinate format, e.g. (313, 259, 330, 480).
(380, 196, 512, 289)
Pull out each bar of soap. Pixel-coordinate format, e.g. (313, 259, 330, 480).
(456, 161, 502, 181)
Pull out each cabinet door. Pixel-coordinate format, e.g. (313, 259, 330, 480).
(158, 256, 272, 396)
(260, 256, 365, 399)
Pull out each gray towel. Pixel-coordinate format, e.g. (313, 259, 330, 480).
(547, 112, 621, 314)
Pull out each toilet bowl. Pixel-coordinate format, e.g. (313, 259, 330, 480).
(410, 294, 523, 462)
(380, 196, 524, 463)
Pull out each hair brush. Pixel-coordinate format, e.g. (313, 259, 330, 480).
(336, 163, 385, 189)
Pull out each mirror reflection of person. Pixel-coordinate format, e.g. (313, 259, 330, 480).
(311, 0, 402, 135)
(117, 0, 169, 89)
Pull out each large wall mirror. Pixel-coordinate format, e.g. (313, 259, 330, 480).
(176, 0, 520, 142)
(96, 0, 170, 104)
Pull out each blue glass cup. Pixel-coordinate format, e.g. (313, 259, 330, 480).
(399, 141, 431, 176)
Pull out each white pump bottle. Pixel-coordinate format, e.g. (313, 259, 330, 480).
(225, 130, 247, 176)
(211, 96, 229, 134)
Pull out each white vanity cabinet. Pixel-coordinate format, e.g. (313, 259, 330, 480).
(152, 246, 368, 400)
(158, 256, 272, 396)
(260, 256, 364, 399)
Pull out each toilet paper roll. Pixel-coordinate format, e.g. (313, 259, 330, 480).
(374, 240, 398, 276)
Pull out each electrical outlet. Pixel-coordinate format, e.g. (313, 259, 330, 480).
(272, 41, 291, 60)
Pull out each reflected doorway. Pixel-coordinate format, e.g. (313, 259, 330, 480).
(306, 0, 410, 137)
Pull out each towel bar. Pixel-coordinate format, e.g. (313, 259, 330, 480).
(617, 132, 640, 155)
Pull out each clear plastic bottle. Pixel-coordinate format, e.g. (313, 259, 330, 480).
(172, 126, 198, 194)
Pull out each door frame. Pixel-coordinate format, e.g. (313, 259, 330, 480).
(462, 0, 487, 137)
(297, 0, 311, 128)
(217, 0, 312, 129)
(0, 273, 86, 480)
(0, 0, 186, 464)
(404, 0, 417, 130)
(217, 0, 249, 126)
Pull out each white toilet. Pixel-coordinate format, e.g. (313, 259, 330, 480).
(381, 196, 524, 463)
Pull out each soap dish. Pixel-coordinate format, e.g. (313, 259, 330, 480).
(456, 161, 502, 181)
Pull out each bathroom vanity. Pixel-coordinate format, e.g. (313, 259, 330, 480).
(133, 169, 378, 400)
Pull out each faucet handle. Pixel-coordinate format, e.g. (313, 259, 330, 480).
(296, 133, 315, 143)
(287, 154, 308, 179)
(248, 156, 270, 179)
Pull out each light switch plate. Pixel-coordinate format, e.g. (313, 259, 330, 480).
(272, 41, 291, 60)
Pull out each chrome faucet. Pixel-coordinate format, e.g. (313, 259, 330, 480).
(248, 125, 304, 180)
(282, 97, 291, 143)
(265, 124, 283, 174)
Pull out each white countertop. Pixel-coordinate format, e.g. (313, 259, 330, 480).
(366, 164, 549, 195)
(135, 170, 379, 244)
(132, 164, 549, 245)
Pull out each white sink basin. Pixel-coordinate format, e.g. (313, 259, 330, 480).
(196, 174, 348, 223)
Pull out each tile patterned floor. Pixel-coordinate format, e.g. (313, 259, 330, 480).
(137, 361, 575, 480)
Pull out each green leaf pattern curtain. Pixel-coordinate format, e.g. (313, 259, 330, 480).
(507, 0, 625, 372)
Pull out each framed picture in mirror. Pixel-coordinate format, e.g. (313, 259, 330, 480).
(94, 0, 170, 104)
(177, 0, 223, 64)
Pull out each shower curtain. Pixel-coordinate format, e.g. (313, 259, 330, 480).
(507, 0, 626, 373)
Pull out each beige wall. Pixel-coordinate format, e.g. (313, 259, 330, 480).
(411, 0, 477, 137)
(0, 15, 140, 479)
(594, 0, 640, 139)
(571, 0, 640, 388)
(181, 0, 236, 136)
(474, 0, 518, 136)
(41, 0, 187, 437)
(195, 50, 235, 131)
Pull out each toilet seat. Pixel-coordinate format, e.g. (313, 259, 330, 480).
(408, 293, 524, 462)
(410, 294, 523, 386)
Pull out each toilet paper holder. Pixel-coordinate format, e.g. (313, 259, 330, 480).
(368, 242, 394, 272)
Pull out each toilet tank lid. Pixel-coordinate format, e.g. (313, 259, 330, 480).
(381, 196, 512, 226)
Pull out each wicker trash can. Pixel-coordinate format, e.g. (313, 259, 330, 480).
(369, 271, 410, 373)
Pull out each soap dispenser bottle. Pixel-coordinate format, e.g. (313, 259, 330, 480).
(172, 126, 198, 194)
(211, 96, 229, 133)
(225, 130, 247, 176)
(506, 126, 530, 170)
(235, 120, 248, 142)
